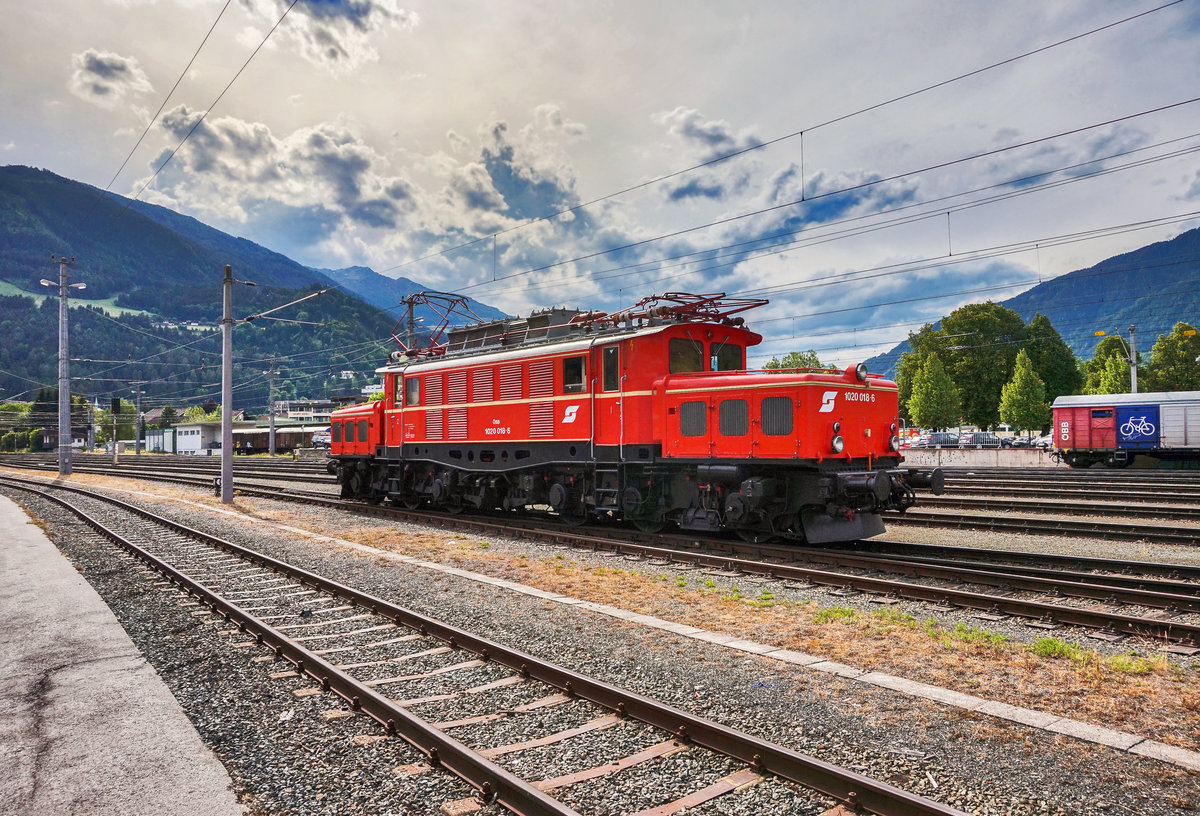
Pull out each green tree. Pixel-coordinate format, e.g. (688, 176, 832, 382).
(1083, 336, 1132, 394)
(939, 302, 1027, 429)
(764, 350, 826, 371)
(908, 353, 961, 431)
(1142, 322, 1200, 392)
(895, 324, 943, 423)
(158, 404, 178, 429)
(1021, 313, 1082, 403)
(1097, 354, 1131, 394)
(0, 401, 30, 433)
(183, 405, 207, 421)
(999, 349, 1050, 435)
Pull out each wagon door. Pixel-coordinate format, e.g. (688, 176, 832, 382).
(1083, 407, 1116, 449)
(1115, 405, 1159, 449)
(1161, 403, 1200, 448)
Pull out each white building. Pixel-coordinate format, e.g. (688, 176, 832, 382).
(174, 421, 254, 455)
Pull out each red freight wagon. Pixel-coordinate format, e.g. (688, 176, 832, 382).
(331, 293, 943, 544)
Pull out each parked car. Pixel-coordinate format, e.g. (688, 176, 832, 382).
(311, 426, 332, 448)
(912, 432, 958, 448)
(1009, 435, 1033, 448)
(1032, 433, 1055, 449)
(959, 432, 1008, 448)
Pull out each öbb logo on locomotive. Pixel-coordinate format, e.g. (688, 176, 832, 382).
(330, 292, 944, 544)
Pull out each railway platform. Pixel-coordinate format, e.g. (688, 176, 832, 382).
(0, 495, 246, 816)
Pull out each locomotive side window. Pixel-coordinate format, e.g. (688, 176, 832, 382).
(719, 399, 749, 436)
(332, 423, 342, 443)
(712, 343, 743, 371)
(680, 400, 707, 437)
(346, 422, 356, 443)
(1092, 409, 1113, 418)
(668, 338, 704, 373)
(563, 356, 586, 393)
(761, 396, 793, 435)
(404, 377, 419, 407)
(602, 345, 620, 391)
(358, 420, 368, 441)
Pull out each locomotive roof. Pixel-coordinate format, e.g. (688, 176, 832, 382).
(374, 319, 762, 375)
(1052, 391, 1200, 407)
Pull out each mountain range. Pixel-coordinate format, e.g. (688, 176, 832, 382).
(864, 225, 1200, 377)
(0, 165, 506, 408)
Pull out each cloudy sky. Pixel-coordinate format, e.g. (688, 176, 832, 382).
(3, 0, 1199, 366)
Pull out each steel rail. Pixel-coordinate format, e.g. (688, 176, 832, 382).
(792, 545, 1200, 598)
(888, 509, 1200, 545)
(2, 476, 969, 816)
(921, 494, 1200, 521)
(767, 547, 1200, 612)
(853, 539, 1200, 583)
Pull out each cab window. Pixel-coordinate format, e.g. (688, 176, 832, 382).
(405, 377, 419, 406)
(669, 338, 704, 373)
(332, 423, 343, 443)
(563, 355, 586, 393)
(602, 345, 620, 391)
(712, 343, 742, 371)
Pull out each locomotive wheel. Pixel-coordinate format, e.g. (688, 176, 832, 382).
(632, 517, 666, 534)
(735, 528, 776, 545)
(400, 494, 422, 510)
(445, 494, 466, 514)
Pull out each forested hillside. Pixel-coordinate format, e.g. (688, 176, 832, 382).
(866, 226, 1200, 378)
(0, 166, 505, 409)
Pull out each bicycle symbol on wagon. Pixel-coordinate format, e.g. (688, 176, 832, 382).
(1119, 416, 1155, 438)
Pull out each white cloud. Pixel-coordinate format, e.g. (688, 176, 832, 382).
(67, 48, 153, 109)
(239, 0, 418, 75)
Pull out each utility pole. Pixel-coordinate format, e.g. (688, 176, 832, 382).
(264, 359, 279, 456)
(221, 266, 237, 503)
(1128, 325, 1138, 394)
(221, 267, 324, 504)
(40, 256, 84, 476)
(110, 396, 119, 465)
(133, 387, 145, 455)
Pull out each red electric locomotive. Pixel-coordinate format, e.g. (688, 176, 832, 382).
(330, 292, 943, 544)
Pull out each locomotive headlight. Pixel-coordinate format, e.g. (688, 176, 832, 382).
(890, 422, 897, 433)
(832, 421, 841, 434)
(855, 362, 868, 382)
(831, 434, 845, 453)
(889, 434, 900, 451)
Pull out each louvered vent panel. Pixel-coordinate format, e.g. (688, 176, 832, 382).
(499, 364, 523, 400)
(425, 409, 444, 440)
(448, 371, 468, 404)
(472, 368, 494, 402)
(426, 374, 444, 405)
(529, 360, 554, 397)
(530, 402, 555, 437)
(448, 407, 468, 440)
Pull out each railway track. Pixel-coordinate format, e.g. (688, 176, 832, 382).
(5, 470, 1198, 653)
(2, 476, 967, 816)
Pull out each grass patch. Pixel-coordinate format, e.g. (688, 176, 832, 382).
(1033, 636, 1082, 660)
(813, 606, 857, 624)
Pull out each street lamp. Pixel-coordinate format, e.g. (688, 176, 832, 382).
(1093, 327, 1138, 394)
(40, 256, 86, 475)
